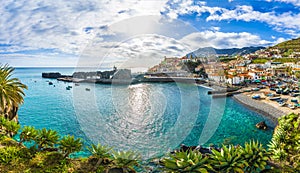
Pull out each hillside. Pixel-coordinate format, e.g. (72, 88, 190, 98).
(273, 37, 300, 51)
(187, 46, 265, 58)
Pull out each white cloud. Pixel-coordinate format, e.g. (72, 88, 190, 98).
(266, 0, 300, 6)
(180, 31, 272, 49)
(0, 0, 168, 56)
(77, 34, 192, 69)
(162, 2, 300, 35)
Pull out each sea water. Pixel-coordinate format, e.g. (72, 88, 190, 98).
(14, 68, 275, 158)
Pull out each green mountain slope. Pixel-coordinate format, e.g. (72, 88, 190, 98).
(273, 37, 300, 51)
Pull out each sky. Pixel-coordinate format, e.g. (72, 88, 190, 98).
(0, 0, 300, 67)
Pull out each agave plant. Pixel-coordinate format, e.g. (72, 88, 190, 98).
(160, 149, 211, 173)
(210, 145, 246, 173)
(110, 150, 141, 173)
(241, 140, 269, 172)
(58, 135, 83, 158)
(87, 143, 113, 170)
(268, 113, 300, 171)
(19, 126, 38, 145)
(34, 128, 59, 151)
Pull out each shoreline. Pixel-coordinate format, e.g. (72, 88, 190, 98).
(233, 93, 286, 124)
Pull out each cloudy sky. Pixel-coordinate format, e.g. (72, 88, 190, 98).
(0, 0, 300, 67)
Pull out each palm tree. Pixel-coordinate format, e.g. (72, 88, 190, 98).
(35, 128, 59, 151)
(160, 149, 211, 172)
(19, 126, 38, 145)
(0, 64, 27, 120)
(59, 135, 83, 158)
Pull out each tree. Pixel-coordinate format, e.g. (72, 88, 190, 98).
(19, 126, 38, 145)
(0, 64, 27, 120)
(59, 135, 82, 158)
(35, 128, 59, 151)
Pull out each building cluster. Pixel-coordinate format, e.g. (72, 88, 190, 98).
(147, 56, 202, 77)
(206, 60, 300, 85)
(244, 48, 300, 59)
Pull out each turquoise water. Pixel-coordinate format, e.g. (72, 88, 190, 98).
(14, 68, 275, 159)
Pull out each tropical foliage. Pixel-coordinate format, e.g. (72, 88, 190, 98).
(110, 150, 141, 173)
(19, 125, 38, 145)
(241, 141, 269, 173)
(0, 64, 27, 120)
(34, 128, 59, 151)
(210, 145, 246, 173)
(59, 135, 83, 158)
(0, 116, 20, 137)
(160, 149, 211, 173)
(268, 113, 300, 172)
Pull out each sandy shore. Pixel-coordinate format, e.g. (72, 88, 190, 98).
(233, 87, 300, 123)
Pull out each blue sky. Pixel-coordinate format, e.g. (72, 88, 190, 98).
(0, 0, 300, 67)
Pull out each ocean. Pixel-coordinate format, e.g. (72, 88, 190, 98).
(14, 67, 275, 159)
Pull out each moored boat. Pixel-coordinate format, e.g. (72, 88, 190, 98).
(252, 94, 260, 99)
(269, 96, 281, 101)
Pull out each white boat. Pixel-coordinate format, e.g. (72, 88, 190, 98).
(278, 102, 286, 107)
(288, 104, 295, 109)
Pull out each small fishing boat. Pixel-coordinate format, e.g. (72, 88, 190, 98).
(85, 88, 90, 91)
(48, 82, 53, 85)
(291, 98, 298, 103)
(252, 94, 260, 99)
(294, 104, 300, 108)
(288, 104, 295, 109)
(269, 96, 281, 101)
(66, 87, 71, 90)
(251, 88, 260, 91)
(276, 89, 282, 94)
(278, 102, 286, 107)
(244, 89, 251, 92)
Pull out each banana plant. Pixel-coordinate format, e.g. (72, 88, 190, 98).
(160, 149, 211, 173)
(210, 145, 246, 173)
